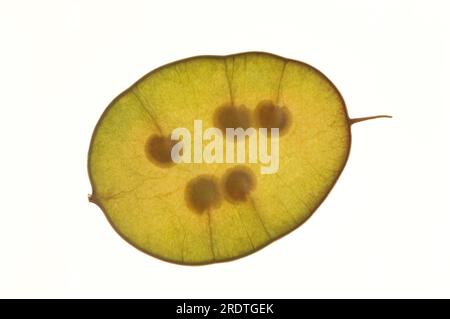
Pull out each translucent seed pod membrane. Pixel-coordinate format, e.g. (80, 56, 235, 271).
(88, 52, 391, 265)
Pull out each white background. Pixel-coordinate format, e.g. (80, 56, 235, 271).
(1, 0, 449, 298)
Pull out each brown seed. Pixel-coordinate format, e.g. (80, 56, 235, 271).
(213, 103, 251, 134)
(145, 134, 177, 167)
(222, 166, 256, 202)
(185, 175, 222, 213)
(255, 100, 292, 135)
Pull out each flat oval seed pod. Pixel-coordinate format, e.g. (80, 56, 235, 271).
(88, 52, 390, 265)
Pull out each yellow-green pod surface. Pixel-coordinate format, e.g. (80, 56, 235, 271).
(88, 52, 351, 265)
